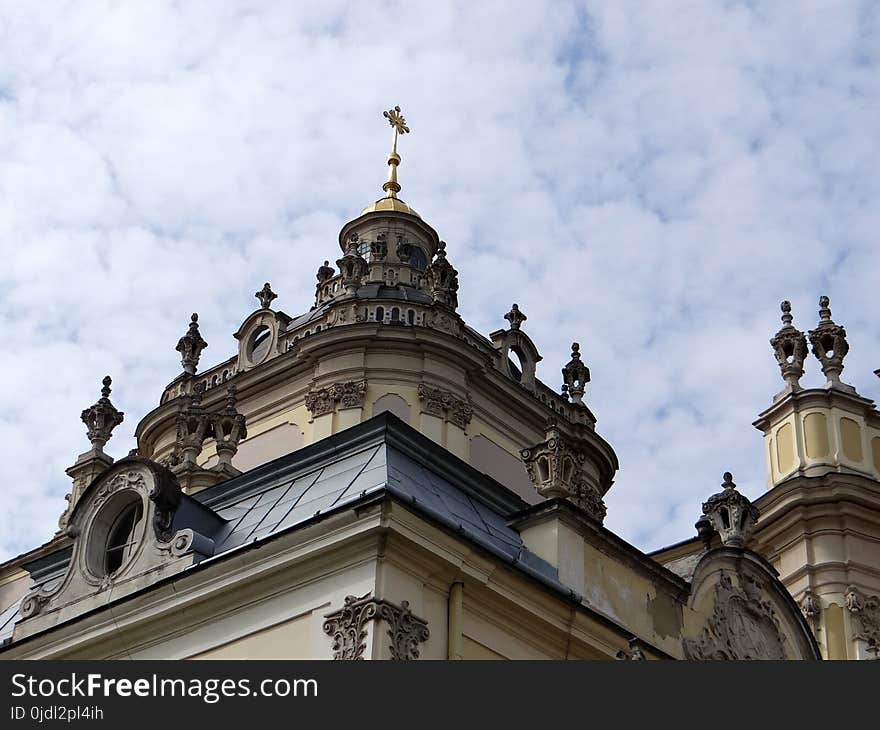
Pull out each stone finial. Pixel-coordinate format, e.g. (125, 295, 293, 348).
(561, 343, 591, 406)
(317, 260, 336, 284)
(80, 375, 124, 453)
(504, 303, 527, 331)
(808, 295, 850, 387)
(176, 313, 208, 375)
(173, 383, 210, 467)
(255, 282, 277, 309)
(336, 240, 369, 295)
(769, 300, 808, 391)
(426, 241, 459, 309)
(699, 471, 759, 549)
(212, 384, 247, 468)
(520, 423, 606, 522)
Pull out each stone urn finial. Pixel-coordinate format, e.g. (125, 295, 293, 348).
(808, 295, 850, 387)
(80, 375, 124, 453)
(770, 300, 808, 391)
(699, 471, 759, 549)
(562, 342, 591, 406)
(176, 313, 208, 375)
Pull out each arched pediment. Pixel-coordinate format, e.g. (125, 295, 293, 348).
(234, 309, 289, 373)
(682, 549, 820, 660)
(15, 458, 221, 641)
(491, 328, 543, 392)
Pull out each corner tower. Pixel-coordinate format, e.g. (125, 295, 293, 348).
(752, 298, 880, 659)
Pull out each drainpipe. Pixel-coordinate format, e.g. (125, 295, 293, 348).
(447, 581, 464, 660)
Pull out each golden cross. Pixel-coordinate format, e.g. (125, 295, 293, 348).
(383, 105, 410, 155)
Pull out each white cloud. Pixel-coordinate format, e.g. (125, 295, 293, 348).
(1, 0, 878, 560)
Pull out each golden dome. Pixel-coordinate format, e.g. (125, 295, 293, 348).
(360, 196, 421, 219)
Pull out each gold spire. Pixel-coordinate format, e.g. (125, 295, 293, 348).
(382, 105, 409, 198)
(361, 105, 420, 218)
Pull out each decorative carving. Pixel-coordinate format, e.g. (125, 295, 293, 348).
(372, 233, 388, 261)
(561, 343, 590, 405)
(176, 313, 208, 375)
(799, 589, 822, 636)
(323, 592, 429, 661)
(80, 376, 124, 453)
(807, 296, 849, 386)
(845, 586, 880, 651)
(684, 571, 787, 660)
(417, 384, 473, 428)
(305, 380, 367, 418)
(211, 384, 247, 467)
(336, 240, 369, 294)
(615, 637, 647, 660)
(699, 472, 759, 549)
(504, 303, 527, 331)
(148, 464, 183, 542)
(173, 384, 211, 467)
(395, 235, 412, 263)
(426, 241, 459, 309)
(316, 260, 335, 284)
(323, 593, 376, 660)
(254, 282, 277, 309)
(20, 593, 50, 620)
(520, 423, 606, 522)
(427, 309, 459, 336)
(770, 300, 808, 390)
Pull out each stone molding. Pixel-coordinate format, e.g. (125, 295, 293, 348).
(323, 592, 430, 660)
(305, 380, 367, 418)
(417, 383, 473, 428)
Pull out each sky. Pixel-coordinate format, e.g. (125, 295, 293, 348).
(1, 0, 879, 562)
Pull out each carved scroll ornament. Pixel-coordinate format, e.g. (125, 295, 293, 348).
(323, 593, 430, 660)
(684, 571, 787, 660)
(305, 380, 367, 418)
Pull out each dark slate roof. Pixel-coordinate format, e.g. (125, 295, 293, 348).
(194, 413, 572, 595)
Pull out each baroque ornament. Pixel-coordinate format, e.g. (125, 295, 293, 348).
(520, 424, 606, 522)
(426, 241, 459, 309)
(417, 384, 473, 428)
(176, 313, 208, 375)
(254, 282, 277, 309)
(699, 472, 759, 549)
(807, 296, 849, 386)
(845, 586, 880, 652)
(323, 593, 430, 660)
(305, 380, 367, 418)
(80, 376, 124, 453)
(769, 300, 808, 390)
(336, 239, 370, 295)
(684, 571, 787, 660)
(561, 343, 590, 406)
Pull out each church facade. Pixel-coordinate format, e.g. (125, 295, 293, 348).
(0, 108, 875, 660)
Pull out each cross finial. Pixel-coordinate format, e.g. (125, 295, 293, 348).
(255, 282, 277, 309)
(504, 303, 527, 331)
(384, 105, 410, 153)
(381, 105, 410, 199)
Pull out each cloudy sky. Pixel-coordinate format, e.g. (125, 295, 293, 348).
(1, 1, 878, 562)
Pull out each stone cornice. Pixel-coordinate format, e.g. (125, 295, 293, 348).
(508, 499, 690, 596)
(753, 386, 878, 432)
